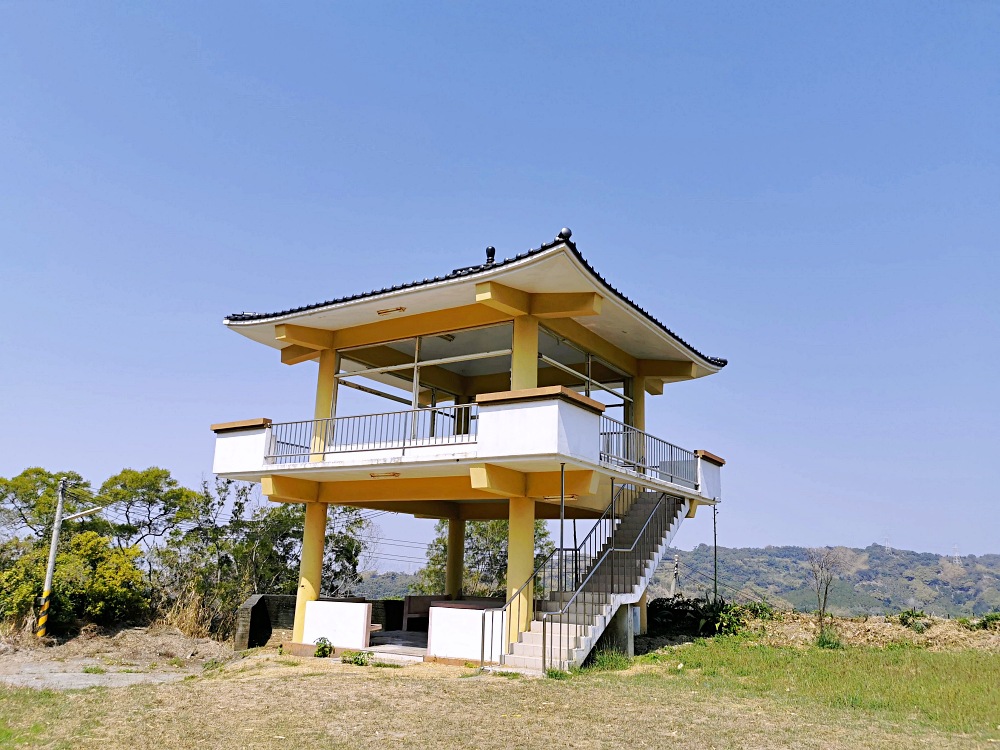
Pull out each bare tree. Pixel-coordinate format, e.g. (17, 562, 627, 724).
(806, 547, 845, 628)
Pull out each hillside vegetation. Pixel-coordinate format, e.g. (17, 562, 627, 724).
(649, 543, 1000, 617)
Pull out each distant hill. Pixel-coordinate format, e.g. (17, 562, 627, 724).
(356, 543, 1000, 617)
(649, 543, 1000, 617)
(354, 570, 421, 599)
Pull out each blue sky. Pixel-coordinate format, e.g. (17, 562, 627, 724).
(1, 2, 997, 569)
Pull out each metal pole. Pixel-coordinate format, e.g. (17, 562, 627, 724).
(37, 479, 66, 639)
(410, 337, 422, 439)
(713, 504, 719, 602)
(559, 462, 565, 590)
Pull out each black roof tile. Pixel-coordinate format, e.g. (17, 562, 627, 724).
(225, 234, 728, 368)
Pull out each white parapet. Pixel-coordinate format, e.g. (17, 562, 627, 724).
(211, 420, 271, 475)
(476, 389, 602, 464)
(427, 604, 505, 663)
(301, 600, 373, 650)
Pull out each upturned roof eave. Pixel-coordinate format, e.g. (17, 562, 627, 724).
(223, 236, 728, 370)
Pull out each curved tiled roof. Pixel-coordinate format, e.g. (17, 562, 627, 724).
(225, 233, 728, 368)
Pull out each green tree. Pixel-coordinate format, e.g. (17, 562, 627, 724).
(414, 520, 553, 597)
(97, 467, 193, 550)
(154, 477, 374, 636)
(0, 531, 148, 633)
(0, 468, 90, 539)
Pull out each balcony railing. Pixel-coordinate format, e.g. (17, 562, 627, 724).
(266, 403, 478, 464)
(599, 415, 698, 489)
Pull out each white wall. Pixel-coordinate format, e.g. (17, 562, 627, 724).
(301, 601, 373, 650)
(477, 398, 600, 462)
(212, 428, 269, 475)
(427, 605, 504, 663)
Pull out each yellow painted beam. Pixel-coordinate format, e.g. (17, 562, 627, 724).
(638, 359, 698, 381)
(511, 315, 539, 390)
(531, 292, 603, 319)
(276, 323, 336, 350)
(318, 476, 494, 503)
(292, 501, 327, 641)
(281, 344, 321, 366)
(644, 379, 664, 396)
(332, 305, 511, 350)
(262, 475, 320, 503)
(470, 463, 527, 498)
(525, 470, 599, 498)
(475, 281, 530, 317)
(476, 282, 602, 320)
(459, 501, 603, 521)
(542, 318, 638, 376)
(338, 499, 460, 518)
(686, 500, 698, 519)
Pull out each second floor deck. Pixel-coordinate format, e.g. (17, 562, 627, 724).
(212, 386, 723, 506)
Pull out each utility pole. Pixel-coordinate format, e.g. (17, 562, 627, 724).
(36, 479, 66, 639)
(36, 481, 103, 639)
(713, 504, 719, 602)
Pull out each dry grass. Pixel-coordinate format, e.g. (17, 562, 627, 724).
(1, 653, 995, 749)
(760, 612, 1000, 651)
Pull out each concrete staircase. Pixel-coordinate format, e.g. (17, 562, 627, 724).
(501, 491, 688, 672)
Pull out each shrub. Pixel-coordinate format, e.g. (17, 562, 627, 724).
(314, 637, 332, 658)
(647, 596, 748, 637)
(0, 532, 148, 633)
(341, 650, 373, 666)
(817, 627, 844, 650)
(743, 600, 779, 621)
(897, 608, 930, 633)
(958, 610, 1000, 631)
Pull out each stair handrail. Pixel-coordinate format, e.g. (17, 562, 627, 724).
(478, 483, 636, 667)
(539, 493, 681, 671)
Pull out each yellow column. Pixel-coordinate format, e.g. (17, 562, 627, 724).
(632, 375, 646, 471)
(638, 589, 648, 635)
(632, 376, 646, 431)
(511, 315, 538, 390)
(311, 349, 339, 457)
(506, 497, 535, 643)
(445, 519, 465, 599)
(292, 500, 327, 642)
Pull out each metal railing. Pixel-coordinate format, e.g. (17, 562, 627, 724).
(599, 415, 698, 489)
(479, 483, 656, 667)
(266, 403, 478, 464)
(540, 492, 685, 671)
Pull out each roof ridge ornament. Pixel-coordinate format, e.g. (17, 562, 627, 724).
(558, 227, 572, 241)
(485, 246, 496, 265)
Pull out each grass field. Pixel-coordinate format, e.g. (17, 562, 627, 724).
(1, 638, 998, 749)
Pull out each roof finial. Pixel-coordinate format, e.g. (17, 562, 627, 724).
(486, 246, 496, 265)
(558, 227, 572, 241)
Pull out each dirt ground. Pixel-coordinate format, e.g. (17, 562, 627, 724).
(0, 623, 233, 689)
(2, 649, 994, 749)
(760, 612, 1000, 651)
(636, 612, 1000, 655)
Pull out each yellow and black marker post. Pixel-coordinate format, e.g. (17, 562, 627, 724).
(36, 479, 66, 639)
